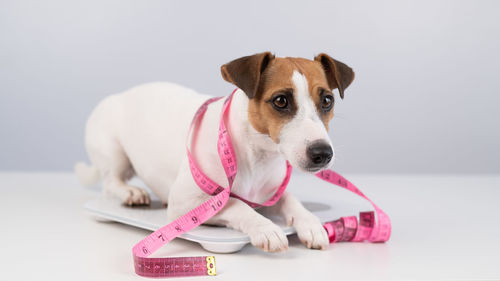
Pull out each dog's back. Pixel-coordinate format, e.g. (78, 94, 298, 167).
(76, 82, 210, 203)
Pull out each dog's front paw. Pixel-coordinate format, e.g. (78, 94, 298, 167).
(290, 215, 329, 250)
(248, 222, 289, 252)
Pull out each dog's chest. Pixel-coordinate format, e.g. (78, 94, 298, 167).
(231, 151, 287, 204)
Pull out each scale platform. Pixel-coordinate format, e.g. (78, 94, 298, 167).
(84, 174, 371, 253)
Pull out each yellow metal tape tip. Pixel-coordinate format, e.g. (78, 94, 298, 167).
(206, 256, 216, 276)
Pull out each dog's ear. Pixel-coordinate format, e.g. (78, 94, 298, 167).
(221, 52, 275, 99)
(314, 53, 355, 99)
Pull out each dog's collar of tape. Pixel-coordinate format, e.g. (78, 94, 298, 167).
(132, 89, 391, 278)
(186, 91, 292, 208)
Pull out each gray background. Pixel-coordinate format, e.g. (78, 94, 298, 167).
(1, 0, 499, 173)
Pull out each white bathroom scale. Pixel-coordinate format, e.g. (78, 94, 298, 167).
(84, 173, 372, 253)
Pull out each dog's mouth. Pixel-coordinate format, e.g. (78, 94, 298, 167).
(303, 166, 325, 173)
(295, 162, 327, 173)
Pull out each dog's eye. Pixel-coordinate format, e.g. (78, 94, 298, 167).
(321, 95, 334, 111)
(272, 95, 288, 109)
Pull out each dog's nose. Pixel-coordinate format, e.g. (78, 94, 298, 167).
(307, 142, 333, 166)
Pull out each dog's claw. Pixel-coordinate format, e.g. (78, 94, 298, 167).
(123, 186, 151, 206)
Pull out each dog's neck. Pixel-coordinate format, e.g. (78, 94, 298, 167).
(225, 90, 287, 202)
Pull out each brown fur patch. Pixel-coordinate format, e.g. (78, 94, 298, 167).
(247, 57, 336, 142)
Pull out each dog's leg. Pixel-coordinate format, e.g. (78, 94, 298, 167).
(169, 197, 289, 252)
(167, 168, 288, 252)
(88, 140, 150, 206)
(208, 198, 289, 252)
(269, 191, 329, 250)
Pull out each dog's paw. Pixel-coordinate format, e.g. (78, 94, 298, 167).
(248, 222, 289, 252)
(123, 185, 150, 206)
(289, 214, 329, 250)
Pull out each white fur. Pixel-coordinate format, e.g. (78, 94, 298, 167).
(77, 80, 328, 252)
(278, 71, 334, 172)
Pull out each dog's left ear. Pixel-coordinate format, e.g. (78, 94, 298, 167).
(221, 52, 275, 99)
(314, 53, 355, 99)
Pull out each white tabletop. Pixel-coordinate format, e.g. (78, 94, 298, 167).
(1, 172, 499, 280)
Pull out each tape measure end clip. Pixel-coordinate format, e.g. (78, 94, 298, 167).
(206, 256, 216, 276)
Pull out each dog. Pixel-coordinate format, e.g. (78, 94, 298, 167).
(76, 52, 354, 252)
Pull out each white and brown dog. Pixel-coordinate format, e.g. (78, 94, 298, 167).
(76, 52, 354, 252)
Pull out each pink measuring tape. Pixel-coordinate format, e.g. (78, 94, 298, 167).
(132, 89, 391, 278)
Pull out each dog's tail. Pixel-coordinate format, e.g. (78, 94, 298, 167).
(74, 162, 101, 186)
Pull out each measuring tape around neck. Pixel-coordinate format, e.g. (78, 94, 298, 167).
(132, 89, 391, 278)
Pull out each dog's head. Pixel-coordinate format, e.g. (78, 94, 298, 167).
(221, 52, 354, 173)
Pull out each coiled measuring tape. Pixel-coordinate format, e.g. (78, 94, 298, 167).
(132, 89, 391, 278)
